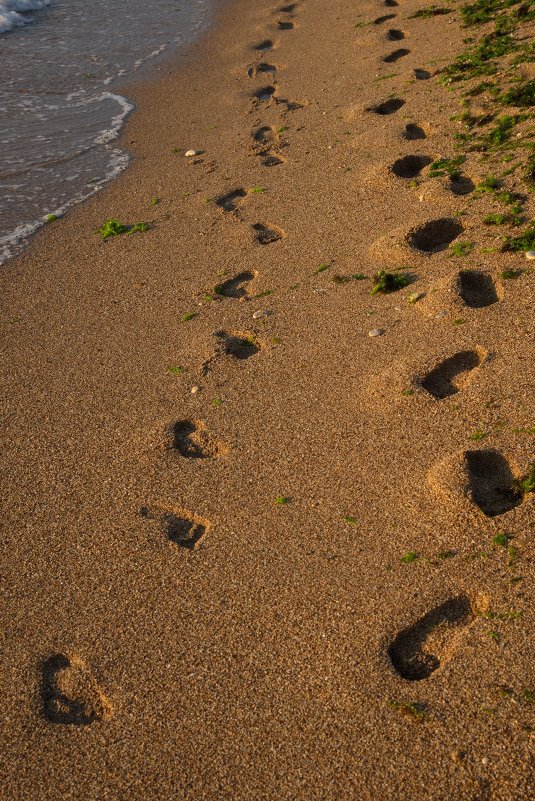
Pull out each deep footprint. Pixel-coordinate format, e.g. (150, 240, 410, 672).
(261, 152, 285, 166)
(252, 223, 284, 244)
(403, 123, 427, 140)
(449, 175, 475, 195)
(458, 270, 499, 308)
(407, 217, 463, 253)
(216, 188, 247, 212)
(253, 39, 274, 52)
(214, 270, 255, 298)
(42, 654, 112, 725)
(383, 48, 410, 63)
(391, 155, 432, 178)
(169, 419, 225, 458)
(368, 97, 405, 115)
(414, 68, 432, 80)
(389, 596, 473, 681)
(387, 29, 405, 40)
(248, 62, 277, 78)
(215, 330, 260, 360)
(466, 450, 522, 517)
(276, 20, 294, 30)
(254, 85, 276, 102)
(163, 511, 209, 550)
(421, 349, 483, 399)
(374, 14, 397, 24)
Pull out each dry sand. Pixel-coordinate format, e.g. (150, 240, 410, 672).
(1, 0, 534, 799)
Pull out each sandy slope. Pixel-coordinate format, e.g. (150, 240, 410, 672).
(1, 0, 534, 799)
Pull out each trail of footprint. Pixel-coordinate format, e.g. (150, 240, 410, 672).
(163, 509, 210, 550)
(253, 85, 277, 104)
(403, 123, 428, 140)
(383, 48, 410, 63)
(388, 596, 475, 681)
(407, 217, 463, 253)
(253, 39, 275, 53)
(167, 419, 227, 458)
(368, 97, 405, 115)
(387, 29, 405, 40)
(457, 270, 499, 307)
(252, 126, 286, 167)
(252, 222, 285, 244)
(414, 68, 432, 80)
(42, 654, 113, 725)
(248, 62, 277, 78)
(465, 450, 522, 517)
(215, 330, 261, 360)
(276, 19, 294, 30)
(216, 188, 247, 213)
(214, 270, 256, 298)
(390, 155, 432, 178)
(420, 349, 485, 399)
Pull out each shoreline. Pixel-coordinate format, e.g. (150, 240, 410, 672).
(1, 0, 534, 799)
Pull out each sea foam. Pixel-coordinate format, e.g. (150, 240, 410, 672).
(0, 0, 50, 33)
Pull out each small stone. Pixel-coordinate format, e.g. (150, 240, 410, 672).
(525, 250, 535, 260)
(252, 309, 272, 320)
(185, 149, 199, 157)
(481, 757, 489, 767)
(368, 328, 385, 337)
(436, 310, 448, 319)
(191, 386, 200, 394)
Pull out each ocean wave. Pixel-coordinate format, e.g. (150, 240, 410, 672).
(0, 0, 51, 34)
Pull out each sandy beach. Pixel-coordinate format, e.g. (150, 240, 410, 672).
(1, 0, 534, 798)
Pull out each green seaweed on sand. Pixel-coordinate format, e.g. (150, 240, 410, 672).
(96, 219, 149, 240)
(371, 271, 411, 295)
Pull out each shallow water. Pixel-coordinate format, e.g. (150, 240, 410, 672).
(0, 0, 215, 263)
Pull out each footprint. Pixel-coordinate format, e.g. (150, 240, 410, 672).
(248, 62, 277, 78)
(254, 85, 277, 102)
(420, 349, 484, 399)
(214, 270, 255, 298)
(449, 175, 475, 195)
(279, 2, 297, 10)
(276, 20, 294, 30)
(253, 39, 274, 52)
(407, 217, 463, 253)
(216, 188, 247, 212)
(458, 270, 499, 308)
(252, 222, 284, 244)
(163, 509, 210, 550)
(383, 48, 410, 63)
(167, 419, 226, 459)
(384, 0, 398, 5)
(42, 654, 113, 725)
(414, 68, 432, 80)
(387, 29, 405, 40)
(261, 153, 285, 166)
(391, 154, 432, 178)
(374, 14, 397, 24)
(388, 596, 474, 681)
(465, 450, 522, 517)
(368, 97, 405, 115)
(215, 330, 261, 360)
(403, 123, 427, 140)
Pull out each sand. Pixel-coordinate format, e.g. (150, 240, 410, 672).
(1, 0, 534, 799)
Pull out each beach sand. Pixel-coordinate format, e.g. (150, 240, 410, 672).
(1, 0, 534, 799)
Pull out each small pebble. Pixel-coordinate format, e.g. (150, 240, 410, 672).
(185, 149, 199, 157)
(368, 328, 385, 337)
(481, 757, 489, 767)
(191, 386, 200, 394)
(525, 250, 535, 260)
(252, 309, 272, 320)
(436, 310, 448, 319)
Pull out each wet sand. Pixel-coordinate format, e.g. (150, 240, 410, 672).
(1, 1, 534, 799)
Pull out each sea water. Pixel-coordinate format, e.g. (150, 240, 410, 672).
(0, 0, 215, 263)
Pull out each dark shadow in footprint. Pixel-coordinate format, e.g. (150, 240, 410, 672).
(466, 450, 521, 517)
(254, 126, 276, 146)
(389, 596, 472, 681)
(216, 188, 246, 212)
(458, 270, 499, 308)
(391, 155, 432, 178)
(387, 29, 405, 40)
(42, 654, 112, 725)
(253, 223, 283, 244)
(369, 97, 405, 115)
(254, 86, 276, 102)
(449, 175, 475, 196)
(384, 0, 398, 6)
(214, 271, 254, 298)
(374, 13, 397, 24)
(403, 123, 427, 140)
(421, 349, 483, 399)
(248, 62, 277, 78)
(169, 420, 224, 459)
(262, 153, 285, 166)
(277, 20, 294, 30)
(164, 512, 208, 550)
(279, 3, 297, 11)
(216, 330, 260, 360)
(408, 217, 463, 253)
(254, 39, 274, 52)
(414, 68, 432, 80)
(383, 48, 410, 63)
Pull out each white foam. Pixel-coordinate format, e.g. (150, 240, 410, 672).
(0, 0, 50, 33)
